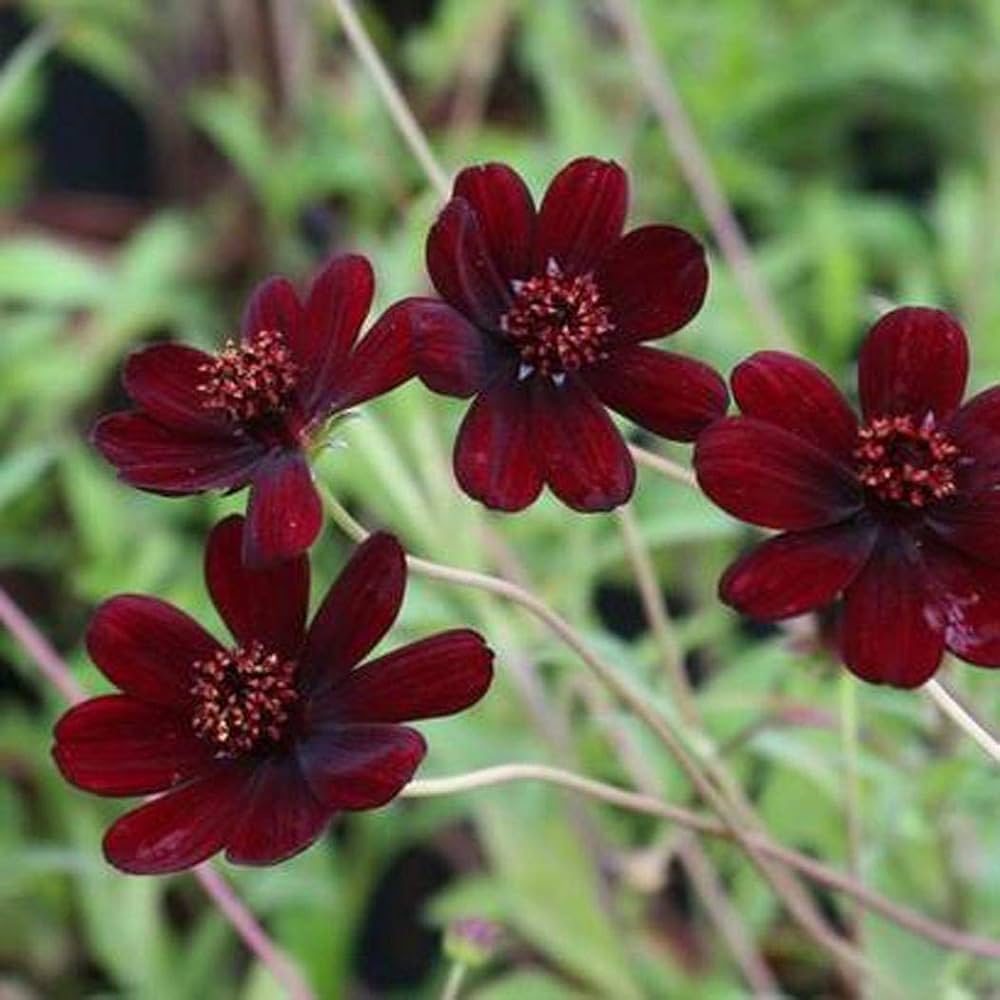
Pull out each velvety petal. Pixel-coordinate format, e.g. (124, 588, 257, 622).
(298, 723, 426, 811)
(858, 307, 968, 421)
(720, 520, 877, 621)
(313, 630, 493, 725)
(123, 344, 228, 435)
(596, 225, 708, 341)
(732, 351, 858, 462)
(52, 695, 213, 797)
(243, 451, 323, 568)
(695, 417, 863, 530)
(453, 163, 536, 282)
(535, 158, 627, 276)
(840, 533, 943, 688)
(205, 514, 309, 656)
(242, 276, 304, 344)
(923, 541, 1000, 667)
(584, 346, 727, 442)
(86, 595, 222, 706)
(453, 374, 543, 511)
(945, 387, 1000, 492)
(427, 198, 511, 328)
(927, 491, 1000, 568)
(103, 764, 249, 874)
(225, 757, 330, 865)
(409, 297, 500, 399)
(93, 413, 265, 495)
(298, 254, 374, 409)
(533, 377, 635, 510)
(300, 533, 406, 690)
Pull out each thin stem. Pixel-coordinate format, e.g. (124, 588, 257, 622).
(629, 444, 697, 488)
(839, 673, 865, 994)
(925, 679, 1000, 764)
(327, 0, 451, 199)
(402, 764, 1000, 960)
(440, 962, 467, 1000)
(0, 586, 315, 1000)
(604, 0, 793, 352)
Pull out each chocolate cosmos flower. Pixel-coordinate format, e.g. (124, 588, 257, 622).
(696, 306, 1000, 688)
(397, 157, 726, 511)
(52, 516, 493, 873)
(94, 255, 413, 567)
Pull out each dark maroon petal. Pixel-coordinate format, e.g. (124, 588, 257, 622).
(596, 226, 708, 341)
(427, 198, 511, 329)
(298, 254, 374, 409)
(928, 492, 1000, 568)
(313, 630, 493, 725)
(300, 533, 406, 689)
(87, 595, 222, 706)
(945, 387, 1000, 492)
(584, 346, 727, 442)
(410, 297, 499, 399)
(243, 451, 323, 568)
(858, 307, 969, 421)
(52, 695, 213, 797)
(923, 541, 1000, 667)
(453, 375, 543, 511)
(205, 514, 309, 657)
(453, 163, 536, 283)
(720, 521, 877, 621)
(695, 417, 863, 530)
(535, 158, 627, 277)
(93, 413, 265, 495)
(225, 757, 330, 865)
(242, 276, 304, 344)
(123, 344, 228, 435)
(533, 377, 635, 511)
(840, 533, 943, 688)
(732, 351, 858, 461)
(103, 764, 249, 874)
(298, 723, 426, 811)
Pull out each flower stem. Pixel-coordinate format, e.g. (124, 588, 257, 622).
(839, 673, 865, 993)
(925, 678, 1000, 764)
(440, 962, 467, 1000)
(629, 444, 697, 488)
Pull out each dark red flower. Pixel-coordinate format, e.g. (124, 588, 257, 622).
(52, 516, 493, 874)
(395, 157, 726, 512)
(695, 306, 1000, 688)
(93, 254, 414, 567)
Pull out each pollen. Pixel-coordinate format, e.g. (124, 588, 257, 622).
(198, 330, 299, 423)
(500, 259, 614, 377)
(190, 641, 298, 755)
(854, 413, 960, 509)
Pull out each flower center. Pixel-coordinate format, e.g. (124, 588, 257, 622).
(190, 641, 298, 756)
(198, 330, 299, 423)
(500, 260, 614, 377)
(854, 413, 960, 508)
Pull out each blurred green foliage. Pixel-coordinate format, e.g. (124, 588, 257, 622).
(3, 0, 1000, 997)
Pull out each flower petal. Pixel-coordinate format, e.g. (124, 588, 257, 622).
(123, 344, 228, 434)
(103, 764, 249, 874)
(409, 297, 500, 399)
(93, 413, 265, 494)
(533, 377, 635, 511)
(205, 514, 309, 657)
(927, 491, 1000, 568)
(225, 757, 331, 865)
(242, 276, 304, 344)
(596, 225, 708, 340)
(732, 351, 858, 462)
(840, 532, 943, 688)
(695, 417, 862, 530)
(945, 387, 1000, 492)
(720, 520, 877, 621)
(453, 374, 543, 511)
(300, 533, 406, 690)
(858, 307, 969, 421)
(584, 346, 727, 441)
(86, 595, 222, 706)
(453, 162, 536, 283)
(298, 723, 426, 811)
(52, 695, 213, 797)
(535, 158, 627, 276)
(243, 450, 323, 568)
(427, 198, 511, 329)
(313, 630, 493, 725)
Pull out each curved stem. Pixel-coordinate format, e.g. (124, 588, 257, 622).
(402, 764, 1000, 960)
(925, 679, 1000, 764)
(629, 444, 697, 488)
